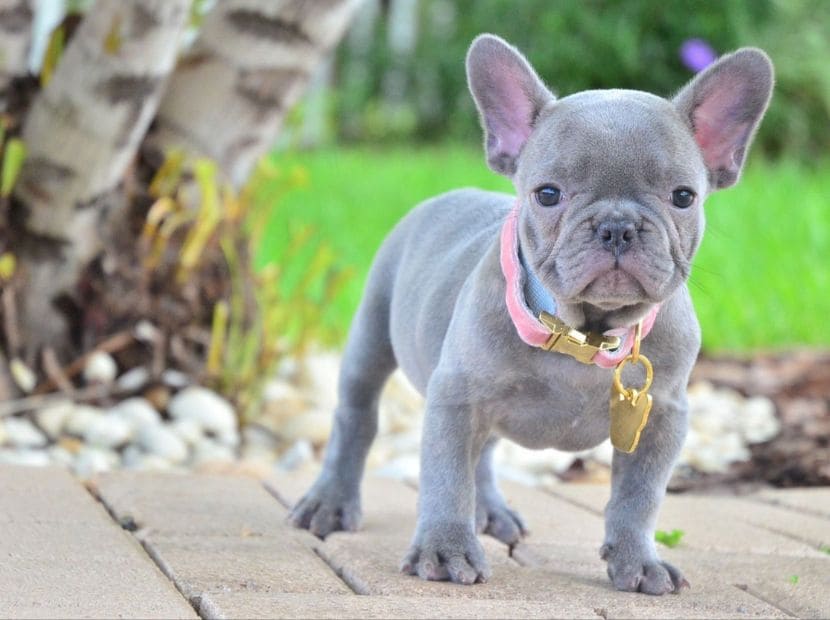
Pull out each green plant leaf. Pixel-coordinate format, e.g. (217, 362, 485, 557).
(1, 138, 27, 197)
(655, 529, 685, 548)
(40, 26, 65, 87)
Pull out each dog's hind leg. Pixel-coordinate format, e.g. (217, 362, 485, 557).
(474, 437, 528, 546)
(289, 265, 397, 538)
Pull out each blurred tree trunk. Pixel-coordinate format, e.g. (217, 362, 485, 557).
(11, 0, 189, 360)
(150, 0, 362, 186)
(1, 0, 360, 382)
(0, 0, 35, 106)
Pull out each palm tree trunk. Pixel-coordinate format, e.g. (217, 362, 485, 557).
(150, 0, 362, 186)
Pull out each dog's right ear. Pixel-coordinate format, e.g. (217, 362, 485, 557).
(467, 34, 555, 177)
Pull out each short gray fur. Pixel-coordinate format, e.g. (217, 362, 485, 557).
(290, 34, 773, 595)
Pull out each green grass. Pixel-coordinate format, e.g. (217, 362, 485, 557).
(655, 528, 685, 548)
(257, 145, 830, 352)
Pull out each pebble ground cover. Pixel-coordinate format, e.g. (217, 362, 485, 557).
(259, 145, 830, 351)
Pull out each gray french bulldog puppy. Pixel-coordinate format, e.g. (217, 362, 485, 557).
(290, 34, 773, 594)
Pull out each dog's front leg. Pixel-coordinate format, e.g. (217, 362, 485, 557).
(601, 394, 690, 595)
(401, 378, 491, 585)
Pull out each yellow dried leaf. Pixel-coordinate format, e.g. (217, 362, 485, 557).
(149, 149, 186, 198)
(0, 252, 15, 280)
(207, 300, 229, 376)
(104, 14, 123, 54)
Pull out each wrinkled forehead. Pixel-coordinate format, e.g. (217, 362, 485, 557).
(520, 90, 704, 189)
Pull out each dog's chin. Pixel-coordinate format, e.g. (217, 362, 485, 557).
(577, 270, 649, 310)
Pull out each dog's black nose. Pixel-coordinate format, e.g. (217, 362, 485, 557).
(597, 220, 637, 256)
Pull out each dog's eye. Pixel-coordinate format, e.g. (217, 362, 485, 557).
(534, 185, 562, 207)
(671, 188, 696, 208)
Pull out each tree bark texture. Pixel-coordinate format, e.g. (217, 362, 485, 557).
(10, 0, 189, 359)
(0, 0, 35, 104)
(152, 0, 362, 186)
(16, 0, 189, 239)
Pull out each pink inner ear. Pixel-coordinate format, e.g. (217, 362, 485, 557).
(489, 70, 536, 159)
(693, 89, 751, 173)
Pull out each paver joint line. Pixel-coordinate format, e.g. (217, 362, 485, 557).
(735, 583, 798, 619)
(750, 495, 830, 522)
(262, 479, 292, 510)
(313, 546, 368, 595)
(85, 478, 204, 618)
(544, 487, 604, 517)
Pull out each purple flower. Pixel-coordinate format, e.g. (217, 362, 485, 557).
(680, 39, 717, 73)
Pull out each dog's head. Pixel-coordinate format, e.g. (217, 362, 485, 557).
(467, 35, 773, 328)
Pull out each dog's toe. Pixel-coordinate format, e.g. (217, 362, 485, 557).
(288, 488, 361, 539)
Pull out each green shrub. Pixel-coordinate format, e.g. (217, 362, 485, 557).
(332, 0, 829, 161)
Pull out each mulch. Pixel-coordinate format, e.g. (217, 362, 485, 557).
(675, 349, 830, 490)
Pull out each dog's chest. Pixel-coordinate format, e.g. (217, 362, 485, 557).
(483, 367, 613, 451)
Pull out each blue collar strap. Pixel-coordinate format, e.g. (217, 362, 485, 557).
(518, 247, 558, 318)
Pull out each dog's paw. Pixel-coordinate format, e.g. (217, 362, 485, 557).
(475, 496, 528, 547)
(288, 485, 361, 539)
(601, 543, 690, 595)
(401, 522, 491, 585)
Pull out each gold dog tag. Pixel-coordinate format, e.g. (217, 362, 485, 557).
(609, 325, 654, 453)
(610, 386, 652, 453)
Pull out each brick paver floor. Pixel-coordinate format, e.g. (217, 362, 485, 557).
(1, 465, 828, 619)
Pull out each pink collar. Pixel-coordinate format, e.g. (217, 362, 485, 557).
(499, 203, 659, 369)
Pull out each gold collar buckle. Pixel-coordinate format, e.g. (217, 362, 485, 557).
(538, 311, 622, 364)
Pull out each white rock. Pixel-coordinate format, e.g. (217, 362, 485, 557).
(216, 429, 240, 448)
(108, 398, 162, 431)
(385, 430, 421, 454)
(741, 397, 780, 444)
(121, 444, 144, 468)
(116, 367, 150, 392)
(276, 439, 314, 471)
(122, 445, 173, 471)
(241, 425, 279, 461)
(242, 424, 278, 452)
(168, 386, 237, 435)
(263, 379, 304, 403)
(47, 445, 74, 467)
(191, 437, 235, 465)
(0, 448, 51, 466)
(496, 442, 575, 475)
(161, 369, 190, 389)
(136, 424, 188, 463)
(134, 454, 174, 471)
(73, 447, 118, 479)
(65, 405, 106, 436)
(83, 351, 117, 384)
(259, 379, 310, 425)
(83, 413, 133, 448)
(373, 454, 420, 481)
(281, 409, 332, 445)
(300, 352, 341, 411)
(5, 417, 48, 448)
(586, 439, 614, 466)
(0, 420, 6, 445)
(34, 400, 74, 439)
(134, 320, 160, 343)
(9, 358, 36, 393)
(170, 418, 203, 445)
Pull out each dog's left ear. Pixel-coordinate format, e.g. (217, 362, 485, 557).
(674, 48, 774, 189)
(467, 34, 555, 177)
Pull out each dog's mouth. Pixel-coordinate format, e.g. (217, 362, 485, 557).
(577, 267, 648, 308)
